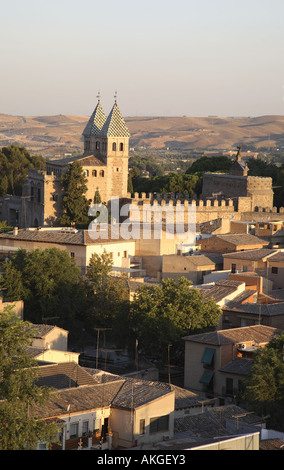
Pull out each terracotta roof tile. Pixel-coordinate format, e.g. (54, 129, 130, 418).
(183, 325, 281, 345)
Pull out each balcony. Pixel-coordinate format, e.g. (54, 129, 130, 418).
(51, 432, 109, 451)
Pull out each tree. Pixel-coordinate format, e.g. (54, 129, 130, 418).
(59, 161, 91, 227)
(242, 331, 284, 431)
(86, 251, 130, 343)
(0, 248, 87, 331)
(0, 306, 61, 449)
(94, 188, 102, 204)
(186, 155, 232, 174)
(129, 277, 221, 361)
(0, 145, 45, 196)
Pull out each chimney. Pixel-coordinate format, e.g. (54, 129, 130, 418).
(13, 227, 18, 236)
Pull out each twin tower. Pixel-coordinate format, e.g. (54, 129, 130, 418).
(81, 97, 131, 203)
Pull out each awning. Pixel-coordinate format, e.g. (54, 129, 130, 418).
(201, 347, 215, 365)
(200, 370, 214, 385)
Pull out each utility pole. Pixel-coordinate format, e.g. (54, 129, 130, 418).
(94, 328, 112, 369)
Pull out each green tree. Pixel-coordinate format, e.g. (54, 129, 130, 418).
(0, 145, 45, 196)
(86, 251, 130, 343)
(0, 306, 61, 449)
(0, 175, 8, 197)
(94, 188, 102, 204)
(129, 278, 221, 361)
(186, 155, 232, 174)
(242, 331, 284, 431)
(59, 161, 91, 227)
(0, 248, 87, 331)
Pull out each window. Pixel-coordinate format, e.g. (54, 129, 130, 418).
(37, 188, 41, 203)
(123, 251, 127, 258)
(70, 422, 79, 439)
(112, 142, 117, 151)
(240, 318, 247, 327)
(271, 266, 278, 274)
(84, 170, 89, 177)
(120, 142, 124, 151)
(82, 420, 89, 436)
(149, 415, 169, 434)
(70, 252, 75, 259)
(96, 141, 100, 150)
(92, 170, 97, 177)
(231, 263, 236, 273)
(201, 347, 215, 368)
(139, 419, 145, 435)
(117, 252, 120, 257)
(242, 265, 248, 272)
(109, 252, 113, 260)
(100, 170, 104, 177)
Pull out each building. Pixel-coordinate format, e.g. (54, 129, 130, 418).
(162, 253, 222, 284)
(31, 362, 175, 450)
(5, 97, 131, 229)
(223, 248, 284, 290)
(201, 147, 274, 212)
(198, 233, 269, 254)
(198, 279, 257, 310)
(0, 225, 138, 275)
(2, 97, 284, 232)
(222, 302, 284, 330)
(27, 324, 80, 364)
(0, 297, 24, 319)
(183, 325, 281, 398)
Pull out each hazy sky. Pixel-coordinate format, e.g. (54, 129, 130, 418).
(1, 0, 284, 117)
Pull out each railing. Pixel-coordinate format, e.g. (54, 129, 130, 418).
(52, 433, 101, 451)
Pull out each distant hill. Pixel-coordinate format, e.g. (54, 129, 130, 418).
(1, 113, 284, 156)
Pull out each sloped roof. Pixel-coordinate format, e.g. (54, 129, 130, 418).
(35, 362, 97, 389)
(231, 302, 284, 317)
(31, 364, 174, 418)
(186, 254, 217, 267)
(175, 404, 263, 438)
(219, 357, 253, 375)
(111, 378, 172, 410)
(31, 324, 67, 338)
(101, 102, 130, 137)
(198, 279, 244, 303)
(82, 101, 106, 136)
(223, 248, 278, 261)
(183, 325, 281, 345)
(211, 233, 269, 247)
(0, 227, 132, 246)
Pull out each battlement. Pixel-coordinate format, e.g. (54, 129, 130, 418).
(124, 192, 284, 225)
(128, 192, 235, 208)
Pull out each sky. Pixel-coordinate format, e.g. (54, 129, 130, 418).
(1, 0, 284, 117)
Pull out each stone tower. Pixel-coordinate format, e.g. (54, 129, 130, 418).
(81, 95, 130, 202)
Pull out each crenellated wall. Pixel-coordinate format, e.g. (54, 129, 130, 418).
(121, 192, 284, 225)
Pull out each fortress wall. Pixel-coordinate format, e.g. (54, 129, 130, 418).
(201, 173, 248, 198)
(126, 192, 237, 225)
(125, 192, 284, 226)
